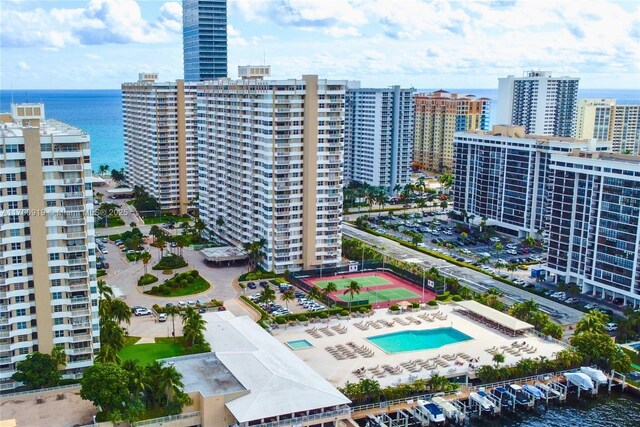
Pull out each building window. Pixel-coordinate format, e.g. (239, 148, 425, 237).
(17, 322, 27, 329)
(50, 266, 60, 274)
(52, 292, 63, 300)
(12, 256, 22, 264)
(49, 253, 60, 261)
(19, 347, 29, 355)
(6, 187, 17, 196)
(54, 331, 65, 338)
(15, 309, 26, 316)
(54, 318, 64, 325)
(15, 296, 25, 303)
(53, 305, 63, 313)
(51, 279, 61, 287)
(10, 229, 21, 237)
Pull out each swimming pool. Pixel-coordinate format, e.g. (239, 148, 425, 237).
(367, 328, 473, 353)
(286, 339, 314, 350)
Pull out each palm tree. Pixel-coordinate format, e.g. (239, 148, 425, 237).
(281, 290, 295, 323)
(98, 164, 110, 175)
(575, 309, 608, 334)
(364, 188, 376, 214)
(155, 362, 185, 405)
(492, 353, 505, 368)
(140, 252, 152, 275)
(95, 343, 121, 364)
(193, 218, 206, 242)
(343, 280, 361, 313)
(427, 374, 450, 391)
(322, 282, 338, 305)
(438, 173, 454, 195)
(215, 217, 225, 235)
(258, 284, 276, 307)
(166, 305, 179, 339)
(97, 280, 113, 298)
(242, 238, 267, 271)
(506, 263, 518, 279)
(153, 235, 167, 258)
(307, 286, 323, 304)
(494, 242, 504, 258)
(181, 307, 207, 346)
(376, 191, 389, 216)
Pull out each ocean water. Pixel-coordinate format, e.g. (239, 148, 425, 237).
(0, 90, 124, 170)
(0, 88, 638, 172)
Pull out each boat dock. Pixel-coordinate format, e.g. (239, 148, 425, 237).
(351, 367, 628, 425)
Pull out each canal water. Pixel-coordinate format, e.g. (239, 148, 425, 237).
(472, 392, 640, 426)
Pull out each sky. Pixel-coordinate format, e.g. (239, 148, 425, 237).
(1, 0, 639, 90)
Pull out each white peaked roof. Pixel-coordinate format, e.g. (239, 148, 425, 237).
(455, 300, 534, 332)
(202, 312, 351, 423)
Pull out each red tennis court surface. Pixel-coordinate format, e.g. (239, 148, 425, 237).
(300, 270, 436, 309)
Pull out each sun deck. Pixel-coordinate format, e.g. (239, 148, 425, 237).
(272, 304, 568, 388)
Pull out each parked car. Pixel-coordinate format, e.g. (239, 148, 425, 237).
(584, 303, 599, 310)
(196, 299, 208, 306)
(101, 248, 109, 254)
(247, 282, 257, 289)
(158, 313, 167, 322)
(565, 297, 579, 304)
(605, 322, 618, 332)
(178, 301, 187, 307)
(612, 298, 625, 306)
(101, 237, 109, 243)
(598, 308, 614, 317)
(134, 308, 151, 316)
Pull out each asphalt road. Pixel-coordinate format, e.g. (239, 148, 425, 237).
(343, 223, 585, 327)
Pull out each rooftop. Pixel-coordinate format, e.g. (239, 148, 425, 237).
(0, 118, 88, 138)
(162, 352, 246, 396)
(201, 312, 351, 423)
(454, 300, 534, 332)
(200, 246, 248, 262)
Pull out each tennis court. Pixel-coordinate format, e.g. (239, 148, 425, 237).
(336, 287, 420, 303)
(299, 270, 436, 308)
(313, 275, 390, 290)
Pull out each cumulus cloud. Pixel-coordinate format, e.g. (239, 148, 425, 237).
(16, 61, 30, 70)
(1, 0, 183, 49)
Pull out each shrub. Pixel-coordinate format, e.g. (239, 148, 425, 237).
(339, 310, 350, 316)
(297, 315, 308, 322)
(452, 295, 462, 302)
(428, 300, 438, 306)
(185, 275, 194, 283)
(162, 269, 173, 275)
(359, 307, 369, 313)
(390, 304, 400, 311)
(275, 317, 287, 325)
(137, 274, 158, 286)
(180, 279, 188, 287)
(436, 291, 451, 301)
(318, 312, 328, 319)
(153, 254, 188, 270)
(190, 270, 199, 278)
(411, 302, 420, 308)
(150, 286, 159, 294)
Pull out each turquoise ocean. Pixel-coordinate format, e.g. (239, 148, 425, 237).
(0, 88, 638, 171)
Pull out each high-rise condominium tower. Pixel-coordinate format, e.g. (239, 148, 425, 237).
(198, 73, 347, 273)
(413, 91, 490, 172)
(0, 104, 100, 391)
(344, 86, 415, 192)
(577, 99, 640, 154)
(183, 0, 228, 81)
(497, 71, 579, 137)
(546, 152, 640, 308)
(453, 125, 611, 238)
(122, 73, 198, 214)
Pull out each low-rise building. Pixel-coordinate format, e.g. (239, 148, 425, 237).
(163, 311, 352, 427)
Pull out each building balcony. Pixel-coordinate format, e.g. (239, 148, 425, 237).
(62, 165, 83, 172)
(67, 347, 92, 355)
(70, 308, 91, 317)
(64, 232, 86, 239)
(72, 334, 92, 343)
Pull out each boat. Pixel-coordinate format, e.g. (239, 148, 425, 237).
(470, 391, 496, 412)
(523, 383, 544, 400)
(491, 386, 515, 409)
(365, 415, 387, 427)
(432, 395, 466, 423)
(508, 384, 534, 407)
(417, 399, 447, 424)
(580, 366, 608, 384)
(564, 372, 595, 391)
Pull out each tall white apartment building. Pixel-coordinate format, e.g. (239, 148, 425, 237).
(344, 86, 415, 192)
(497, 71, 579, 137)
(576, 99, 640, 154)
(453, 125, 611, 238)
(197, 74, 346, 273)
(122, 73, 198, 214)
(546, 152, 640, 308)
(0, 104, 99, 391)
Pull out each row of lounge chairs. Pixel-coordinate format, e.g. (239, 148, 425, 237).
(353, 319, 395, 331)
(330, 324, 348, 334)
(346, 342, 375, 357)
(325, 345, 357, 360)
(416, 311, 448, 322)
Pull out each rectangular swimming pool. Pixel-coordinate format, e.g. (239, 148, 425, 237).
(286, 339, 314, 350)
(367, 328, 473, 353)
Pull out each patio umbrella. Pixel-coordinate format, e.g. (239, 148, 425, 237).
(397, 301, 412, 308)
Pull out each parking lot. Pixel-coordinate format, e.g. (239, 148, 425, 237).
(242, 281, 328, 316)
(364, 211, 547, 279)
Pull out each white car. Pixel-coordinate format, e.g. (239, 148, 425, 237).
(490, 237, 501, 243)
(178, 301, 187, 307)
(506, 249, 518, 255)
(584, 303, 599, 310)
(605, 323, 618, 332)
(101, 248, 109, 254)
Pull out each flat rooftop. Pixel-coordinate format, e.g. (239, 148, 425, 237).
(0, 118, 88, 138)
(163, 353, 246, 396)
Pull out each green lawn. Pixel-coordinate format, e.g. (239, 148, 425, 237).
(336, 287, 420, 303)
(313, 275, 390, 290)
(145, 277, 211, 297)
(118, 338, 183, 366)
(95, 217, 125, 228)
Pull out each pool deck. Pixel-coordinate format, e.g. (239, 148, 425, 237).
(272, 304, 568, 388)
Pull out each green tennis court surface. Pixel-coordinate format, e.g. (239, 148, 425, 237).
(313, 275, 390, 290)
(337, 287, 419, 303)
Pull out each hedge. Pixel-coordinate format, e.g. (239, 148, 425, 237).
(239, 270, 279, 282)
(152, 254, 188, 270)
(390, 304, 400, 311)
(452, 295, 462, 302)
(428, 300, 438, 306)
(240, 295, 269, 323)
(436, 291, 451, 301)
(297, 315, 308, 322)
(137, 274, 158, 286)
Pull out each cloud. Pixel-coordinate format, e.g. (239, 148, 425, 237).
(16, 61, 30, 70)
(324, 26, 361, 37)
(0, 0, 183, 49)
(228, 24, 248, 46)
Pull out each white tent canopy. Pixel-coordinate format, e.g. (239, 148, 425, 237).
(454, 300, 534, 334)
